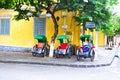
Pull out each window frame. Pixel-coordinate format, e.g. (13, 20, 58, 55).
(0, 15, 10, 35)
(34, 17, 46, 36)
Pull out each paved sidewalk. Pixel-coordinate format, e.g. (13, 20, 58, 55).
(0, 47, 119, 68)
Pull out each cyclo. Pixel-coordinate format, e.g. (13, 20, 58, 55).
(54, 35, 75, 58)
(32, 35, 50, 57)
(76, 35, 95, 61)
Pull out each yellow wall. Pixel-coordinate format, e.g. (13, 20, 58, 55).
(0, 10, 105, 49)
(85, 29, 105, 46)
(46, 11, 81, 48)
(98, 32, 104, 46)
(0, 10, 35, 48)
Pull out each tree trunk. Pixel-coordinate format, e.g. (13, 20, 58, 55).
(51, 13, 58, 42)
(49, 12, 58, 57)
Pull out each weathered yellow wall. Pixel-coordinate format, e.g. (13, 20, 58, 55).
(0, 10, 35, 48)
(0, 10, 105, 49)
(98, 32, 104, 46)
(46, 11, 81, 48)
(85, 29, 105, 46)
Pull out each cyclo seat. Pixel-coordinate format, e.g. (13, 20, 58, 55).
(83, 45, 90, 52)
(36, 43, 45, 48)
(59, 43, 68, 49)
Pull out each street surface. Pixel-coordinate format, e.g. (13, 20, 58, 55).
(0, 59, 120, 80)
(0, 46, 120, 80)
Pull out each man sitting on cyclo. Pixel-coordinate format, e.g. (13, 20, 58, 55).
(83, 38, 92, 47)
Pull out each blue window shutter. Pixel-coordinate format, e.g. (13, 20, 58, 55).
(0, 19, 10, 35)
(34, 18, 46, 36)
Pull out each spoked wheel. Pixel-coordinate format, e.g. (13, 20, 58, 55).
(66, 48, 72, 58)
(76, 49, 82, 61)
(77, 55, 80, 61)
(54, 49, 60, 58)
(68, 52, 72, 58)
(32, 46, 37, 56)
(44, 48, 49, 57)
(46, 53, 49, 57)
(32, 52, 36, 56)
(40, 53, 44, 57)
(90, 50, 95, 62)
(55, 53, 60, 58)
(46, 49, 50, 57)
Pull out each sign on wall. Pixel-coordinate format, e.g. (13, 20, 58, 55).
(86, 22, 95, 28)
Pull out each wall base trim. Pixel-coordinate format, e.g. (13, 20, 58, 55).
(0, 45, 32, 52)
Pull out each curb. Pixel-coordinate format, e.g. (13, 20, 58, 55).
(0, 60, 111, 68)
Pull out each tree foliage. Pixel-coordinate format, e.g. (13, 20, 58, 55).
(113, 16, 120, 35)
(0, 0, 119, 41)
(73, 0, 119, 36)
(0, 0, 92, 42)
(0, 0, 69, 43)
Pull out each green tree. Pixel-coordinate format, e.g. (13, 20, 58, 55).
(0, 0, 119, 55)
(74, 0, 118, 35)
(0, 0, 86, 42)
(0, 0, 88, 57)
(1, 0, 118, 40)
(0, 0, 63, 43)
(113, 16, 120, 35)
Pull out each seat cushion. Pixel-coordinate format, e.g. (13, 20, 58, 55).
(83, 45, 90, 52)
(36, 43, 45, 48)
(59, 43, 68, 49)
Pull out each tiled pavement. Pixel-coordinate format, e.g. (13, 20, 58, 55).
(0, 47, 119, 68)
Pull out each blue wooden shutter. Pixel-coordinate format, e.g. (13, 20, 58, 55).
(34, 18, 46, 36)
(0, 19, 10, 35)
